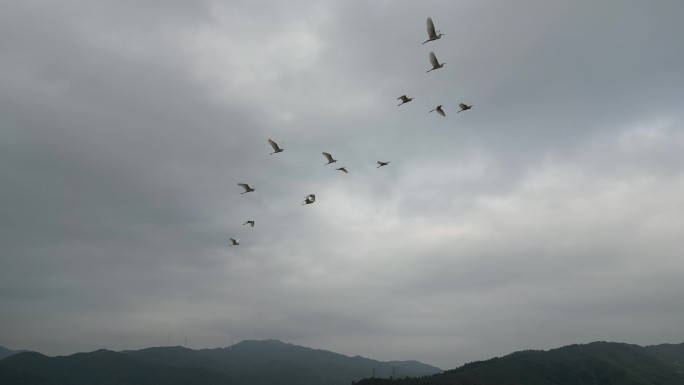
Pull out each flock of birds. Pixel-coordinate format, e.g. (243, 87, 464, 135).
(398, 17, 473, 117)
(229, 17, 472, 247)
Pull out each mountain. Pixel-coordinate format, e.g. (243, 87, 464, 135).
(0, 339, 441, 385)
(0, 346, 21, 361)
(355, 341, 684, 385)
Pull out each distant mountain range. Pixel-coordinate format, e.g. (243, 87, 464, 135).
(0, 346, 22, 361)
(355, 341, 684, 385)
(3, 340, 683, 385)
(0, 339, 441, 385)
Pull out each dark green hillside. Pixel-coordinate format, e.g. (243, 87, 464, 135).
(0, 350, 232, 385)
(0, 339, 440, 385)
(356, 342, 684, 385)
(0, 346, 22, 361)
(643, 342, 684, 372)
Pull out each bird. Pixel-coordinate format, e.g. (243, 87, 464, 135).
(426, 51, 445, 73)
(229, 237, 240, 246)
(457, 103, 473, 113)
(322, 152, 337, 165)
(238, 183, 255, 194)
(377, 161, 390, 168)
(422, 17, 444, 44)
(267, 139, 284, 154)
(397, 95, 413, 106)
(302, 193, 316, 205)
(429, 105, 446, 116)
(243, 220, 255, 227)
(336, 167, 348, 173)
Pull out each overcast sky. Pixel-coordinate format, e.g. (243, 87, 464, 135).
(2, 0, 684, 370)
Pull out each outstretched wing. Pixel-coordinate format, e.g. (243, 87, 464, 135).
(322, 152, 334, 162)
(436, 106, 445, 116)
(426, 17, 437, 39)
(268, 138, 281, 151)
(238, 183, 250, 191)
(459, 103, 468, 110)
(429, 52, 440, 67)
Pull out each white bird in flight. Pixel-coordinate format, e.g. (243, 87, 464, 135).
(336, 167, 348, 173)
(457, 103, 474, 113)
(377, 161, 390, 168)
(238, 183, 255, 194)
(268, 139, 284, 154)
(322, 152, 337, 165)
(229, 238, 240, 246)
(397, 95, 413, 106)
(243, 220, 255, 227)
(426, 51, 445, 73)
(422, 17, 444, 44)
(429, 105, 446, 116)
(302, 194, 316, 205)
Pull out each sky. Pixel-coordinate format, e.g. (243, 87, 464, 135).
(1, 0, 683, 370)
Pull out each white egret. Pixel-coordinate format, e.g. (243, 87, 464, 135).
(267, 139, 284, 154)
(429, 105, 446, 116)
(422, 17, 444, 44)
(426, 51, 445, 73)
(457, 103, 473, 113)
(397, 95, 414, 106)
(302, 194, 316, 205)
(238, 183, 255, 194)
(322, 152, 337, 165)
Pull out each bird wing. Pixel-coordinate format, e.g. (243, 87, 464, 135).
(427, 17, 437, 38)
(238, 183, 250, 191)
(268, 138, 280, 151)
(459, 103, 468, 109)
(429, 51, 439, 67)
(398, 95, 407, 101)
(437, 106, 445, 116)
(230, 238, 237, 244)
(322, 152, 333, 162)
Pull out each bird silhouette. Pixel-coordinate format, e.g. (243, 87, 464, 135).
(322, 152, 337, 165)
(267, 139, 284, 154)
(302, 194, 316, 205)
(457, 103, 473, 113)
(426, 51, 446, 73)
(397, 95, 414, 106)
(377, 161, 391, 168)
(336, 167, 348, 173)
(422, 17, 444, 44)
(229, 238, 240, 246)
(243, 220, 255, 227)
(238, 183, 255, 194)
(429, 105, 446, 116)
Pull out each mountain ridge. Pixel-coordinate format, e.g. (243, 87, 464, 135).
(355, 341, 684, 385)
(0, 339, 441, 385)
